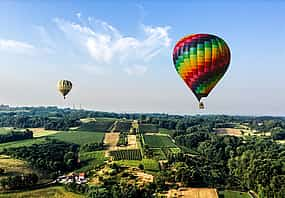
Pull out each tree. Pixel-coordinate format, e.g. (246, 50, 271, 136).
(138, 163, 144, 170)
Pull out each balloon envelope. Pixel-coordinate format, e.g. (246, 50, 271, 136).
(173, 34, 230, 101)
(57, 80, 72, 99)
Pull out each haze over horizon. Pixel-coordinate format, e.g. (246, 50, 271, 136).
(0, 1, 284, 116)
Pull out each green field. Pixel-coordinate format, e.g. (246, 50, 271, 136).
(219, 190, 251, 198)
(143, 134, 177, 148)
(117, 159, 160, 171)
(159, 128, 175, 137)
(0, 138, 47, 152)
(150, 148, 167, 160)
(94, 117, 118, 122)
(169, 147, 181, 153)
(142, 159, 160, 171)
(0, 186, 84, 198)
(77, 151, 107, 172)
(78, 120, 115, 132)
(139, 124, 158, 133)
(114, 121, 132, 132)
(49, 131, 105, 145)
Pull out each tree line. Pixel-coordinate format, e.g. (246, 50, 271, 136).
(0, 129, 33, 143)
(3, 140, 80, 177)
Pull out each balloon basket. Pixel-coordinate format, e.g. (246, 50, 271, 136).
(199, 102, 205, 109)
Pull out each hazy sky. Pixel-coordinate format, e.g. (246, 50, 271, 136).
(0, 0, 284, 115)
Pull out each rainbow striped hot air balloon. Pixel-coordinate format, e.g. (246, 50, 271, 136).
(173, 34, 231, 109)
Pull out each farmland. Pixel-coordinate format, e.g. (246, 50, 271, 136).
(218, 190, 251, 198)
(0, 186, 84, 198)
(167, 188, 218, 198)
(114, 121, 132, 132)
(149, 148, 166, 160)
(0, 138, 47, 152)
(143, 134, 177, 148)
(104, 132, 119, 151)
(116, 159, 160, 171)
(77, 151, 107, 172)
(0, 107, 283, 197)
(139, 124, 158, 133)
(215, 128, 242, 137)
(110, 149, 142, 160)
(49, 131, 105, 145)
(0, 128, 14, 134)
(117, 132, 128, 146)
(29, 128, 59, 137)
(78, 120, 114, 132)
(159, 128, 175, 137)
(0, 155, 33, 179)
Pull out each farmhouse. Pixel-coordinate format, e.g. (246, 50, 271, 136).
(56, 172, 87, 184)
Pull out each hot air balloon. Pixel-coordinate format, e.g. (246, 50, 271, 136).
(173, 34, 231, 109)
(57, 80, 72, 99)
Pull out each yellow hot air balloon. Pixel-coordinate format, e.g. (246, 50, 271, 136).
(57, 80, 72, 99)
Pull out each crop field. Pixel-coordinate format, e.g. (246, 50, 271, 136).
(168, 188, 218, 198)
(215, 128, 242, 136)
(169, 147, 181, 153)
(77, 151, 107, 172)
(116, 159, 160, 171)
(104, 132, 119, 151)
(143, 134, 177, 148)
(0, 186, 84, 198)
(0, 155, 33, 179)
(215, 127, 262, 137)
(78, 120, 115, 132)
(50, 131, 105, 145)
(117, 132, 128, 146)
(277, 140, 285, 144)
(29, 128, 59, 137)
(139, 124, 158, 133)
(80, 117, 97, 123)
(150, 148, 166, 160)
(219, 190, 251, 198)
(142, 159, 160, 171)
(159, 128, 175, 137)
(114, 121, 132, 132)
(0, 138, 47, 152)
(110, 149, 142, 160)
(94, 117, 118, 122)
(0, 128, 14, 134)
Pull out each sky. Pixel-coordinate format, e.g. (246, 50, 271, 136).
(0, 0, 284, 116)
